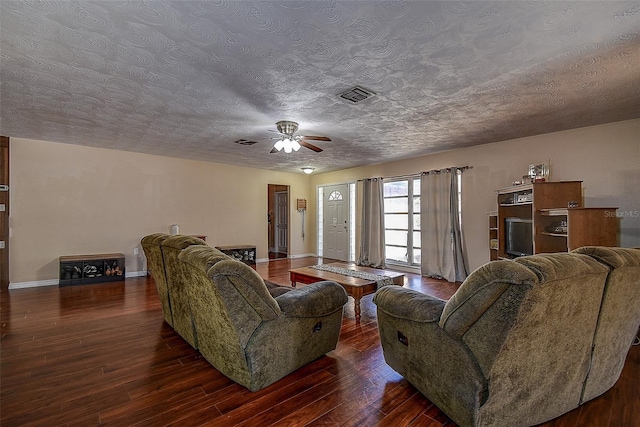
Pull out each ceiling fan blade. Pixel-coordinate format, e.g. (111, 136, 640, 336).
(299, 140, 323, 152)
(300, 135, 331, 142)
(270, 147, 279, 153)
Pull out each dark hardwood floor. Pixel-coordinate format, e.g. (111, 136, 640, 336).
(1, 257, 638, 426)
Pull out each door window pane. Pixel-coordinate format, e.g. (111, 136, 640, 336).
(384, 181, 408, 197)
(385, 230, 408, 246)
(385, 214, 409, 230)
(412, 248, 421, 264)
(384, 197, 408, 213)
(385, 246, 407, 263)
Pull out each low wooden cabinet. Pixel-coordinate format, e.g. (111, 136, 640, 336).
(215, 245, 256, 269)
(59, 253, 125, 286)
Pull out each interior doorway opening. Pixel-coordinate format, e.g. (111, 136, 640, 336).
(267, 184, 289, 259)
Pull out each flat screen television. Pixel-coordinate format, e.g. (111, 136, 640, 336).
(505, 217, 533, 257)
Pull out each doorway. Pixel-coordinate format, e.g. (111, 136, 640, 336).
(267, 184, 289, 259)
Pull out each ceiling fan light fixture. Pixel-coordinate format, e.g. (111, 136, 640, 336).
(291, 139, 301, 151)
(301, 167, 315, 174)
(273, 139, 284, 151)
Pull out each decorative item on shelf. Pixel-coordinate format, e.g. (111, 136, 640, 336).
(545, 220, 568, 234)
(568, 201, 579, 208)
(529, 161, 550, 181)
(490, 239, 498, 249)
(516, 193, 533, 203)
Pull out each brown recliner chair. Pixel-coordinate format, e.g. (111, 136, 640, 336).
(140, 233, 173, 326)
(160, 235, 208, 348)
(178, 245, 348, 391)
(374, 252, 616, 427)
(571, 246, 640, 402)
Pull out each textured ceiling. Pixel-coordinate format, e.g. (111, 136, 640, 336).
(1, 1, 639, 174)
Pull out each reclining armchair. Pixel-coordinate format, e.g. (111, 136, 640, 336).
(141, 233, 173, 327)
(374, 252, 623, 427)
(160, 235, 208, 348)
(572, 246, 640, 402)
(178, 245, 348, 391)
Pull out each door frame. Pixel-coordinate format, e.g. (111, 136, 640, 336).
(267, 184, 289, 258)
(1, 136, 9, 289)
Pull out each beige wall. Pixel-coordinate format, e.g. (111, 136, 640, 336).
(311, 119, 640, 271)
(9, 119, 639, 284)
(10, 138, 313, 284)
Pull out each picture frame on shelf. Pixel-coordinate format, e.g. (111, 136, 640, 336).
(529, 161, 550, 181)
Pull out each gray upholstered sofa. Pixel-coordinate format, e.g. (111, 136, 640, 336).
(141, 233, 348, 391)
(373, 247, 640, 427)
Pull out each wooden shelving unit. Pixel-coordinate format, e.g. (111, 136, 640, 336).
(492, 181, 618, 259)
(488, 212, 498, 261)
(497, 181, 582, 258)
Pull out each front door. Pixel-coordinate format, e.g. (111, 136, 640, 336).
(323, 184, 349, 261)
(275, 191, 288, 254)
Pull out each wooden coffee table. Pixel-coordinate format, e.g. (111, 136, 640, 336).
(289, 263, 404, 323)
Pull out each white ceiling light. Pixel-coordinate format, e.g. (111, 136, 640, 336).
(301, 167, 315, 174)
(274, 137, 301, 153)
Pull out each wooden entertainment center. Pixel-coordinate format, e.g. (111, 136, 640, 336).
(490, 181, 618, 260)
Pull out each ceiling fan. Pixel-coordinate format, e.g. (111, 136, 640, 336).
(269, 121, 331, 154)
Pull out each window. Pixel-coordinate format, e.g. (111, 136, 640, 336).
(328, 190, 343, 201)
(383, 178, 421, 266)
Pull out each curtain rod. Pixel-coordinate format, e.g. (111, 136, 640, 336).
(357, 165, 472, 182)
(422, 165, 472, 175)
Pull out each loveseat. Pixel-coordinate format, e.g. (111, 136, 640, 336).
(374, 247, 640, 427)
(141, 233, 348, 391)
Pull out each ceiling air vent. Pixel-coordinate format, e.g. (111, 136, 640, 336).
(234, 139, 258, 145)
(337, 86, 376, 103)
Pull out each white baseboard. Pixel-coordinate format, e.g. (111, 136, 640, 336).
(8, 270, 147, 290)
(289, 253, 317, 259)
(125, 270, 147, 278)
(9, 279, 58, 290)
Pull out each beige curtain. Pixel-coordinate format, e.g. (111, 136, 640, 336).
(357, 178, 386, 268)
(421, 168, 468, 282)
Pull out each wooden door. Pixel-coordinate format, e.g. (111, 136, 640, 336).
(0, 136, 9, 289)
(275, 191, 288, 254)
